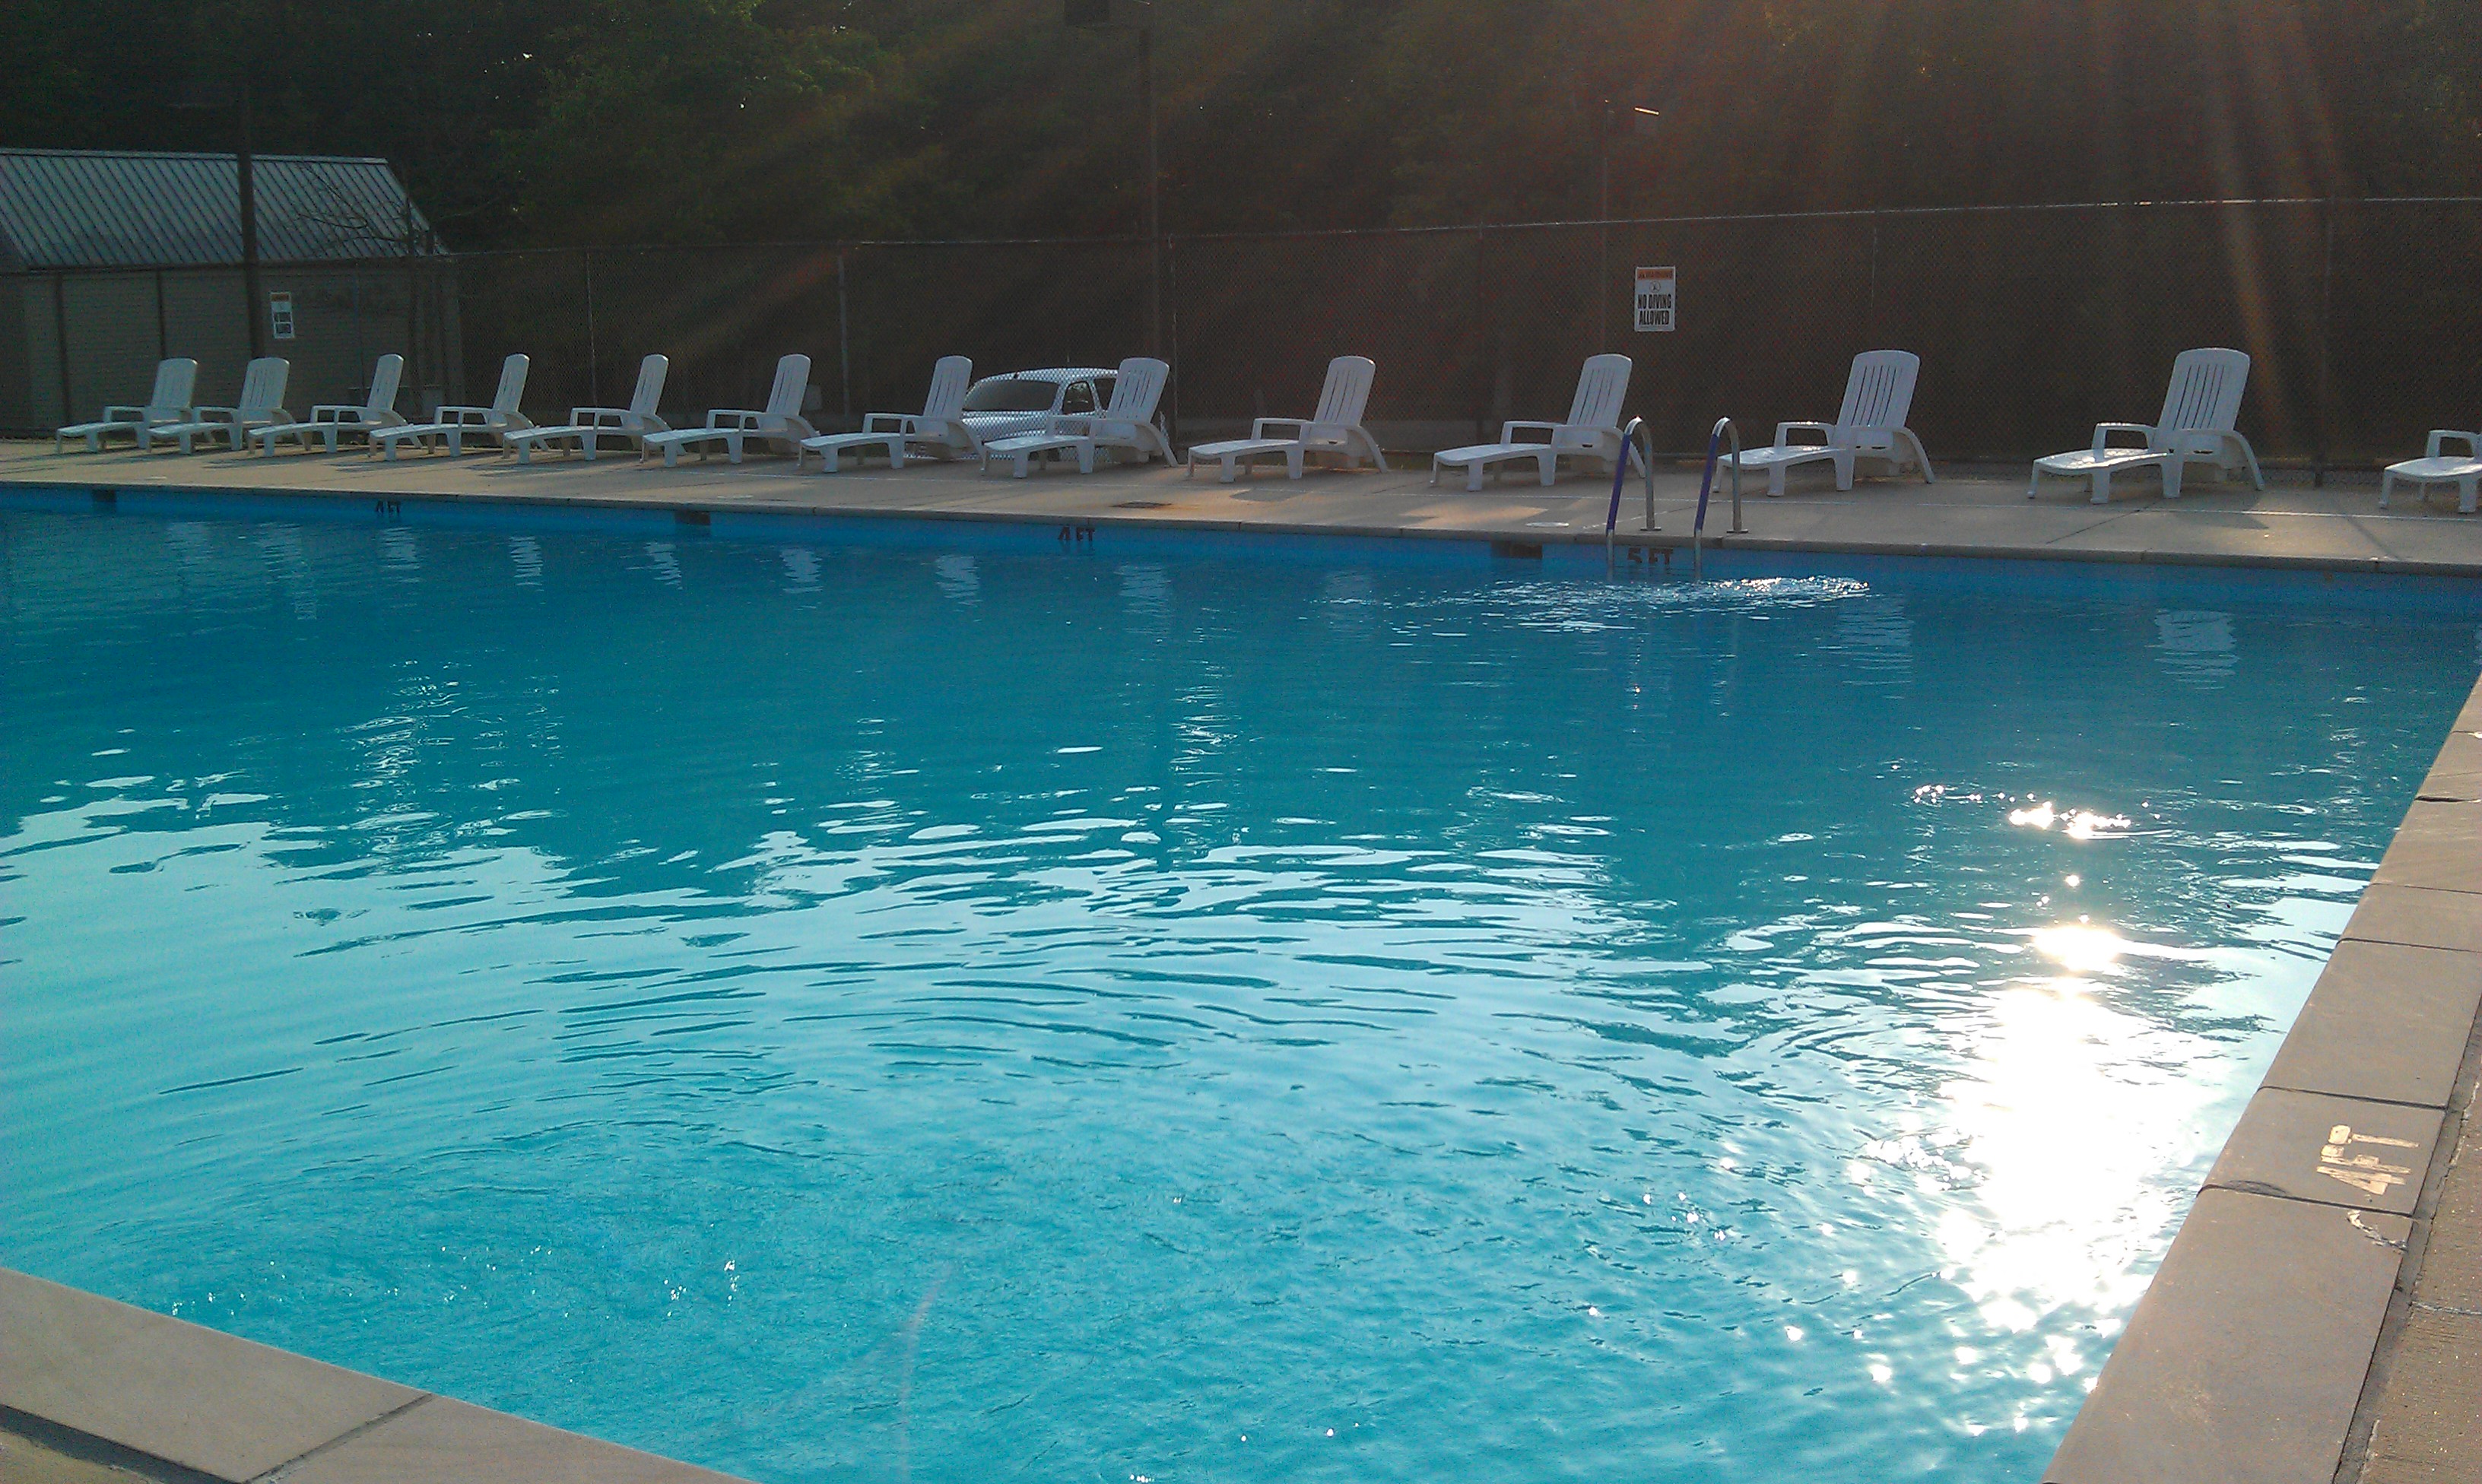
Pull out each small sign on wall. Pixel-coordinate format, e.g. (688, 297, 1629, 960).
(1633, 267, 1675, 332)
(268, 291, 296, 341)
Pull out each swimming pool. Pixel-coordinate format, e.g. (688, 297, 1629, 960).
(5, 493, 2476, 1482)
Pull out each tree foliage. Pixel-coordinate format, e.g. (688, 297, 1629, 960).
(4, 0, 2474, 249)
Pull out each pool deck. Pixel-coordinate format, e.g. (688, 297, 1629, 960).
(5, 436, 2482, 575)
(3, 436, 2480, 1483)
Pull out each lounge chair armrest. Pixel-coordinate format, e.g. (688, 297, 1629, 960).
(101, 404, 151, 421)
(862, 413, 914, 433)
(430, 404, 500, 426)
(565, 406, 631, 427)
(308, 404, 371, 423)
(2092, 423, 2157, 453)
(706, 409, 765, 430)
(1046, 414, 1100, 437)
(1498, 420, 1560, 445)
(1250, 418, 1305, 439)
(2426, 430, 2482, 458)
(188, 405, 240, 423)
(1774, 421, 1833, 448)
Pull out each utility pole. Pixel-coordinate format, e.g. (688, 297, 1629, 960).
(175, 68, 265, 360)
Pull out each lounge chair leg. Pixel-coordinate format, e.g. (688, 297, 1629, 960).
(1220, 458, 1237, 484)
(2162, 463, 2182, 501)
(2091, 470, 2110, 505)
(1466, 466, 1484, 493)
(2462, 477, 2477, 515)
(1538, 455, 1556, 488)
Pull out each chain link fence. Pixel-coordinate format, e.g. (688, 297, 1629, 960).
(450, 198, 2481, 473)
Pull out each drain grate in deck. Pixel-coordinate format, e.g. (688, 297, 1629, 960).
(1112, 500, 1174, 509)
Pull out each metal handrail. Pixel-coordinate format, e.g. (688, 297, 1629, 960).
(1603, 417, 1658, 553)
(1690, 417, 1743, 581)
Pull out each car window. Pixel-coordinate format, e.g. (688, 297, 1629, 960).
(1093, 376, 1117, 409)
(1062, 381, 1097, 414)
(963, 379, 1060, 413)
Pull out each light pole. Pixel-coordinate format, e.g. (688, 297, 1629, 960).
(1068, 0, 1161, 360)
(1595, 103, 1662, 351)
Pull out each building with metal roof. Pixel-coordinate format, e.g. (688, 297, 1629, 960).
(0, 149, 443, 271)
(2, 150, 459, 434)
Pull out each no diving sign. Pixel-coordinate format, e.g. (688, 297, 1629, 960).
(1634, 266, 1676, 332)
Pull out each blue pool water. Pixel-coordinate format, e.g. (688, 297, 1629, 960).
(3, 495, 2476, 1482)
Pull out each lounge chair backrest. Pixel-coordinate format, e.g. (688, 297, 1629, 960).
(236, 357, 290, 414)
(490, 354, 530, 415)
(629, 354, 670, 416)
(2157, 347, 2249, 437)
(1564, 354, 1633, 430)
(1835, 350, 1920, 432)
(922, 356, 973, 420)
(1312, 356, 1376, 426)
(148, 359, 199, 418)
(366, 354, 405, 415)
(1104, 357, 1170, 421)
(764, 354, 812, 418)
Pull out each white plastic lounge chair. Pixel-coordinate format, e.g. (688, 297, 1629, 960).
(980, 357, 1173, 478)
(799, 356, 979, 473)
(1430, 354, 1634, 491)
(641, 355, 816, 466)
(1725, 350, 1936, 496)
(2379, 429, 2482, 515)
(2030, 347, 2263, 504)
(370, 354, 535, 461)
(142, 357, 290, 454)
(56, 359, 198, 452)
(503, 355, 671, 464)
(1186, 356, 1384, 482)
(253, 354, 408, 454)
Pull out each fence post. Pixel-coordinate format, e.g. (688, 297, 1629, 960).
(2315, 204, 2335, 486)
(1473, 225, 1490, 446)
(52, 273, 73, 424)
(836, 251, 852, 422)
(1165, 235, 1182, 449)
(582, 249, 601, 407)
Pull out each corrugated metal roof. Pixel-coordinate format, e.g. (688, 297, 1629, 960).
(0, 149, 443, 271)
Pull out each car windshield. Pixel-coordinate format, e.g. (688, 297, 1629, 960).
(963, 380, 1060, 413)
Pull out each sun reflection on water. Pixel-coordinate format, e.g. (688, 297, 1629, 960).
(1929, 978, 2219, 1365)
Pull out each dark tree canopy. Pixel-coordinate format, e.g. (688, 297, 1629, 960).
(5, 0, 2475, 249)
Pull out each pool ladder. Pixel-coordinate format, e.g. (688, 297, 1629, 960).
(1604, 416, 1744, 581)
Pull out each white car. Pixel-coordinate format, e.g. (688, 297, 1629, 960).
(959, 366, 1120, 442)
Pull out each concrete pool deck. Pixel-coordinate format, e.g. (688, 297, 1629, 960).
(5, 436, 2482, 576)
(2, 436, 2479, 1482)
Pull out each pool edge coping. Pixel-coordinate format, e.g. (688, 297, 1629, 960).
(0, 1268, 751, 1483)
(8, 471, 2482, 579)
(2043, 675, 2482, 1482)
